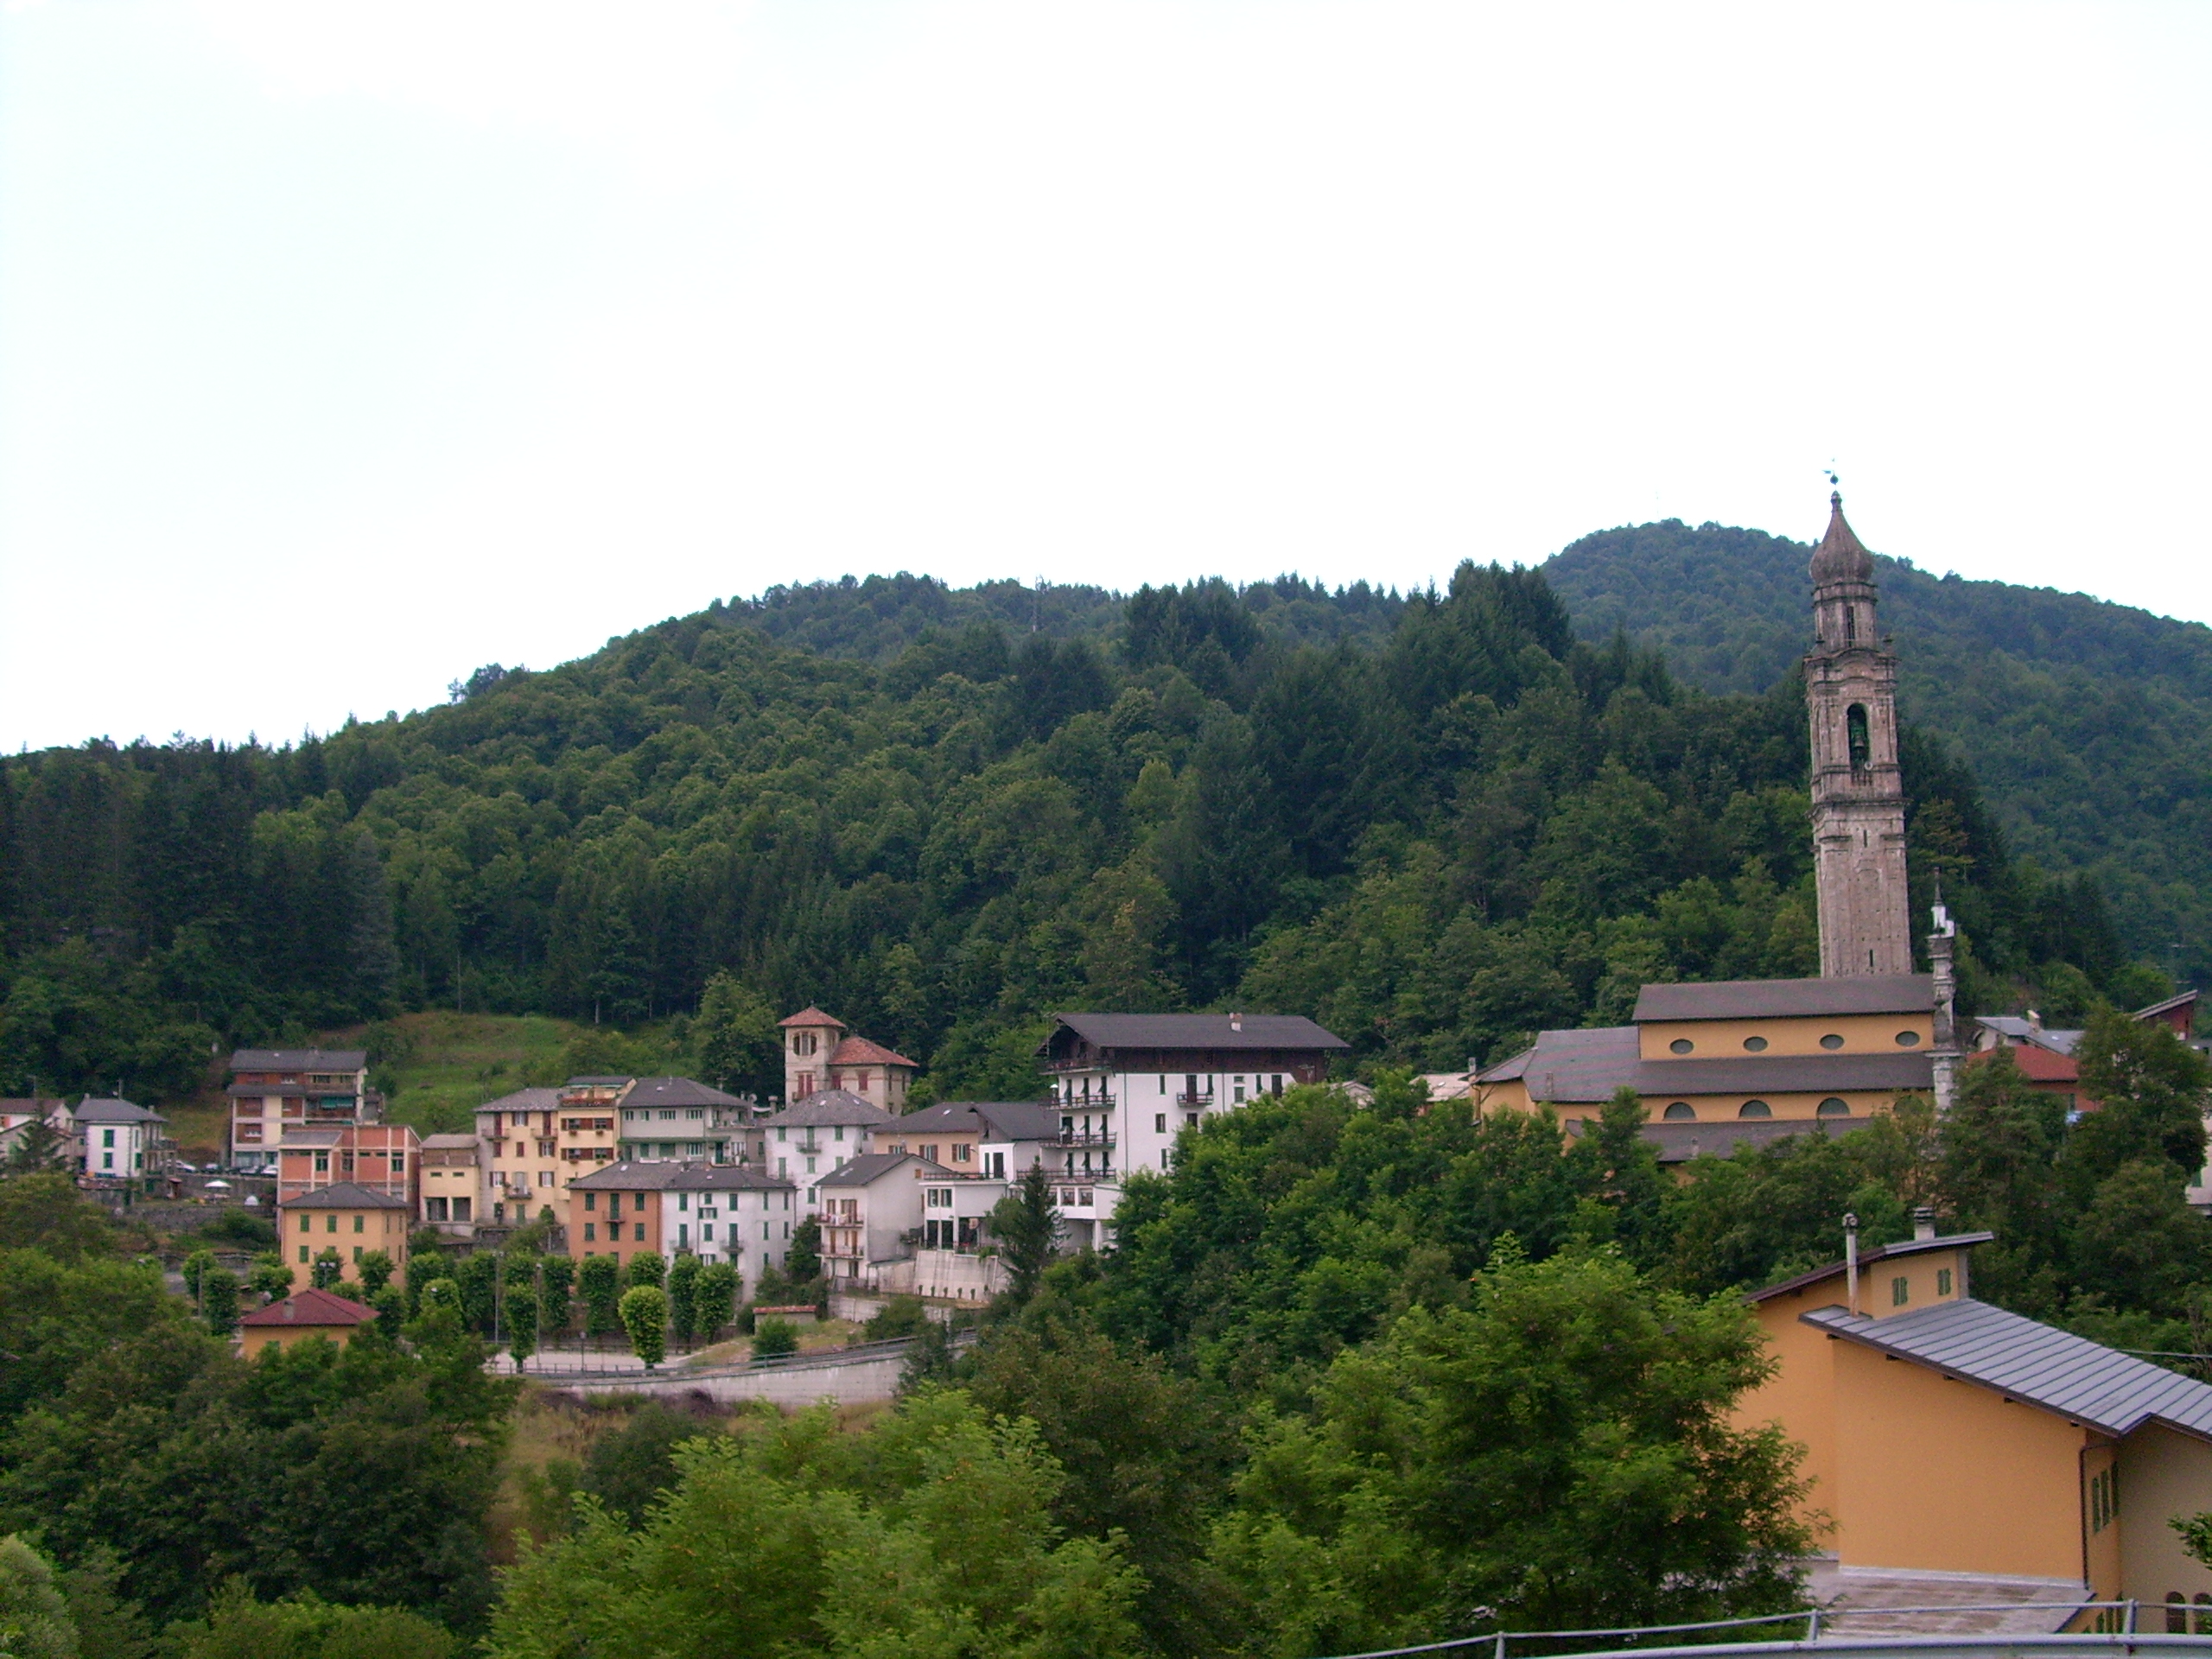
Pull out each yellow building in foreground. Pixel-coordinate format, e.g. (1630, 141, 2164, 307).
(1739, 1221, 2212, 1612)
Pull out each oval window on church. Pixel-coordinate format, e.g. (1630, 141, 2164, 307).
(1817, 1097, 1850, 1116)
(1662, 1102, 1695, 1121)
(1669, 1039, 1694, 1055)
(1895, 1030, 1922, 1047)
(1820, 1033, 1845, 1050)
(1738, 1100, 1771, 1119)
(1742, 1035, 1768, 1052)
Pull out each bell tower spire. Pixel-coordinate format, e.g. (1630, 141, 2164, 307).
(1805, 492, 1911, 976)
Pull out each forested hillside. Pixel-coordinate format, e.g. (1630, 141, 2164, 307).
(0, 561, 2157, 1106)
(1545, 520, 2212, 982)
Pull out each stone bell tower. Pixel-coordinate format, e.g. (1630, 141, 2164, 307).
(1805, 493, 1911, 977)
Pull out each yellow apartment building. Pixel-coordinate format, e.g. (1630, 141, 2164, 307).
(277, 1181, 411, 1294)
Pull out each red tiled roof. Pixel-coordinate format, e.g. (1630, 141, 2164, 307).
(829, 1035, 918, 1069)
(238, 1287, 379, 1327)
(779, 1006, 845, 1029)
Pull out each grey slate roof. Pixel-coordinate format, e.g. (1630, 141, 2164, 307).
(1478, 1027, 1639, 1100)
(279, 1180, 410, 1210)
(1802, 1297, 2212, 1443)
(668, 1164, 793, 1192)
(70, 1096, 165, 1124)
(1566, 1113, 1879, 1166)
(817, 1151, 942, 1187)
(230, 1049, 366, 1071)
(1633, 976, 1934, 1022)
(760, 1089, 893, 1129)
(974, 1102, 1062, 1141)
(1044, 1014, 1349, 1053)
(1640, 1053, 1934, 1094)
(620, 1077, 744, 1110)
(478, 1087, 563, 1117)
(893, 1101, 1060, 1141)
(570, 1160, 687, 1190)
(1975, 1017, 2083, 1057)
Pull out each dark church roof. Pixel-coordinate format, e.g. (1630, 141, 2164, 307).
(1633, 976, 1933, 1021)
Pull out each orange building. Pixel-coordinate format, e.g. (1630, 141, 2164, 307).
(276, 1122, 418, 1206)
(567, 1161, 666, 1269)
(238, 1287, 381, 1357)
(278, 1181, 411, 1294)
(1738, 1218, 2212, 1608)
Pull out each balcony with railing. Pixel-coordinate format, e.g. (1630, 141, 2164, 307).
(1052, 1092, 1116, 1109)
(1055, 1129, 1116, 1147)
(1174, 1092, 1214, 1108)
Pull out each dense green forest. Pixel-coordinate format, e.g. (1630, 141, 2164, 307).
(0, 550, 2174, 1105)
(1545, 519, 2212, 983)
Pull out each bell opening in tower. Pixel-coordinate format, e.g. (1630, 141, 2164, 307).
(1847, 703, 1872, 771)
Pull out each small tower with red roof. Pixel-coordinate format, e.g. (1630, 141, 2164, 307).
(777, 1007, 918, 1115)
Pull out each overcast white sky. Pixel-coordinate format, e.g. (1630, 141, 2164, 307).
(4, 1, 2209, 751)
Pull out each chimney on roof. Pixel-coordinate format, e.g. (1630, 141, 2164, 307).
(283, 1300, 296, 1321)
(2026, 1009, 2043, 1032)
(1843, 1213, 1860, 1315)
(1913, 1206, 1936, 1242)
(1230, 1013, 1242, 1032)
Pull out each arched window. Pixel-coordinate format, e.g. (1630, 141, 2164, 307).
(1817, 1098, 1851, 1117)
(1847, 703, 1872, 770)
(1738, 1100, 1771, 1119)
(2193, 1593, 2209, 1634)
(1662, 1102, 1695, 1121)
(2165, 1595, 2186, 1635)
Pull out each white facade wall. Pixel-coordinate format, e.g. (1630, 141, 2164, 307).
(84, 1118, 154, 1178)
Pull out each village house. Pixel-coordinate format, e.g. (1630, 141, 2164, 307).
(277, 1181, 410, 1294)
(1036, 1012, 1350, 1246)
(67, 1096, 168, 1181)
(565, 1159, 799, 1290)
(658, 1165, 797, 1293)
(419, 1133, 479, 1232)
(238, 1287, 382, 1357)
(615, 1076, 747, 1163)
(567, 1160, 666, 1269)
(883, 1100, 1059, 1181)
(1969, 989, 2202, 1113)
(815, 1152, 940, 1284)
(1739, 1216, 2212, 1611)
(779, 1007, 918, 1115)
(477, 1085, 560, 1223)
(750, 1090, 893, 1211)
(226, 1047, 373, 1172)
(276, 1121, 417, 1206)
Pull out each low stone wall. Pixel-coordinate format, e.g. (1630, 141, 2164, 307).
(549, 1350, 910, 1407)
